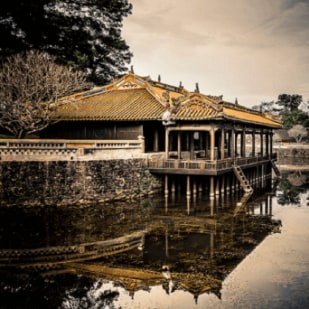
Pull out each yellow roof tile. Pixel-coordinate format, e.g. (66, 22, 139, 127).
(56, 88, 166, 121)
(55, 73, 282, 128)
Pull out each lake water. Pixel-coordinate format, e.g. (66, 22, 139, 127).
(0, 170, 308, 309)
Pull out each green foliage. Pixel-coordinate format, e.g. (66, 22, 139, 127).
(0, 0, 133, 85)
(252, 94, 309, 128)
(281, 109, 309, 128)
(277, 178, 300, 205)
(277, 94, 302, 112)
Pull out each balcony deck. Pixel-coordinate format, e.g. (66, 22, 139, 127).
(148, 154, 276, 176)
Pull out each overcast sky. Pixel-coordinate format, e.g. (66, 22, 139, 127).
(122, 0, 309, 108)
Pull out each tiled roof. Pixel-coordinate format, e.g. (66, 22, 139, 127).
(170, 93, 223, 120)
(55, 72, 282, 128)
(57, 88, 166, 121)
(222, 104, 282, 128)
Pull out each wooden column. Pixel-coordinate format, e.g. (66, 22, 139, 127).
(186, 175, 191, 198)
(235, 132, 238, 158)
(215, 177, 220, 196)
(154, 129, 159, 152)
(221, 175, 225, 195)
(193, 180, 197, 196)
(210, 127, 215, 161)
(221, 128, 225, 159)
(165, 128, 170, 159)
(260, 130, 264, 157)
(210, 176, 215, 198)
(241, 128, 246, 157)
(164, 175, 169, 197)
(230, 128, 235, 160)
(270, 131, 273, 157)
(266, 131, 269, 157)
(252, 130, 256, 157)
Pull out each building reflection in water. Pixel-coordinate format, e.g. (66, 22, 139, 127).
(0, 190, 281, 307)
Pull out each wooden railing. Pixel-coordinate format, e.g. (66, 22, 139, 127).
(148, 154, 277, 171)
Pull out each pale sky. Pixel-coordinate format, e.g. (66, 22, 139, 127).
(122, 0, 309, 108)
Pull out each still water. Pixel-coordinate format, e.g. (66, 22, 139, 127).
(0, 171, 308, 309)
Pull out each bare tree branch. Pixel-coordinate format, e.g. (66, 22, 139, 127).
(0, 50, 90, 138)
(288, 124, 308, 143)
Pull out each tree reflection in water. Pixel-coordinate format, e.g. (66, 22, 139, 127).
(277, 171, 308, 206)
(1, 173, 309, 308)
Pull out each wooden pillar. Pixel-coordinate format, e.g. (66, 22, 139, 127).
(215, 177, 220, 196)
(164, 175, 169, 197)
(210, 127, 215, 161)
(154, 129, 159, 152)
(210, 176, 215, 199)
(252, 130, 256, 157)
(260, 130, 264, 157)
(241, 128, 246, 157)
(165, 128, 170, 159)
(198, 182, 203, 194)
(221, 175, 225, 195)
(266, 131, 269, 157)
(221, 128, 225, 159)
(270, 131, 273, 157)
(226, 174, 230, 193)
(230, 128, 235, 160)
(186, 175, 191, 198)
(193, 180, 197, 196)
(235, 132, 238, 158)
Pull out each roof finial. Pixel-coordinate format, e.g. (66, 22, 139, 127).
(158, 74, 161, 82)
(179, 81, 182, 88)
(235, 97, 238, 105)
(195, 82, 200, 93)
(130, 65, 134, 74)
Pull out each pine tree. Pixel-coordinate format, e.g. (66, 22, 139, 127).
(0, 0, 132, 85)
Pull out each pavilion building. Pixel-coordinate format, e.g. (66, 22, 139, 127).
(44, 71, 282, 198)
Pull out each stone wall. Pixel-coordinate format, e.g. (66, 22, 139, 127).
(0, 159, 163, 207)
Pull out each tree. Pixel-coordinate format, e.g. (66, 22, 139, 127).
(288, 124, 308, 143)
(0, 0, 132, 85)
(281, 109, 309, 128)
(0, 51, 89, 138)
(251, 100, 281, 114)
(277, 94, 302, 112)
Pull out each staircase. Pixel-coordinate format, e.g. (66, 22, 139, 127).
(271, 160, 281, 178)
(233, 165, 253, 194)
